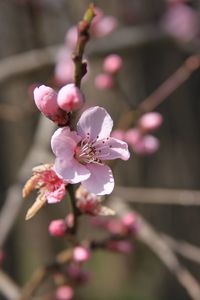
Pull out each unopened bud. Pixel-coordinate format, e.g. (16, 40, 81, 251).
(73, 246, 91, 262)
(134, 135, 160, 155)
(95, 73, 114, 90)
(93, 16, 118, 38)
(103, 54, 123, 74)
(48, 219, 67, 237)
(56, 285, 74, 300)
(57, 84, 84, 112)
(138, 112, 163, 132)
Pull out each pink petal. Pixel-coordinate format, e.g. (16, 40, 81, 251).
(54, 157, 91, 184)
(51, 127, 81, 158)
(82, 164, 114, 195)
(77, 106, 113, 141)
(97, 138, 130, 161)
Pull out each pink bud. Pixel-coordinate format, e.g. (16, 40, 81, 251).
(107, 240, 133, 254)
(33, 85, 68, 126)
(65, 26, 77, 48)
(57, 84, 84, 112)
(73, 246, 91, 262)
(48, 219, 67, 237)
(95, 73, 114, 90)
(93, 16, 118, 38)
(124, 128, 141, 145)
(66, 213, 74, 228)
(103, 54, 123, 74)
(54, 50, 74, 86)
(134, 135, 160, 155)
(34, 85, 58, 115)
(56, 285, 74, 300)
(67, 262, 89, 283)
(111, 129, 125, 140)
(138, 112, 163, 132)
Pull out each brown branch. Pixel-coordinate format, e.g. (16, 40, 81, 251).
(112, 186, 200, 206)
(112, 200, 200, 300)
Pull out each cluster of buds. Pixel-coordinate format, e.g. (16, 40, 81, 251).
(33, 83, 84, 125)
(95, 54, 123, 90)
(113, 112, 163, 155)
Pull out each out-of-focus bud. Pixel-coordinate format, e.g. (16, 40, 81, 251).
(138, 112, 163, 132)
(107, 240, 133, 254)
(103, 54, 123, 74)
(161, 3, 199, 42)
(65, 26, 77, 48)
(56, 285, 74, 300)
(48, 219, 67, 237)
(57, 84, 85, 112)
(93, 16, 118, 38)
(133, 135, 160, 155)
(33, 85, 68, 126)
(95, 73, 114, 90)
(106, 220, 125, 235)
(73, 246, 91, 263)
(54, 50, 74, 86)
(111, 129, 125, 140)
(124, 128, 141, 145)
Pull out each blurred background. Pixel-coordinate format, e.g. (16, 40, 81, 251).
(0, 0, 200, 299)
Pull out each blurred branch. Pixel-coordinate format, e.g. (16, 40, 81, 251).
(162, 234, 200, 266)
(0, 270, 21, 300)
(112, 186, 200, 206)
(0, 116, 55, 249)
(112, 200, 200, 300)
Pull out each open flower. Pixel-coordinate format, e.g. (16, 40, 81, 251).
(51, 106, 130, 195)
(23, 164, 66, 220)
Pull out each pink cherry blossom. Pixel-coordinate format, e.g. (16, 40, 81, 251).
(57, 84, 85, 112)
(51, 106, 130, 195)
(95, 73, 114, 90)
(103, 54, 123, 74)
(138, 112, 163, 132)
(23, 164, 66, 220)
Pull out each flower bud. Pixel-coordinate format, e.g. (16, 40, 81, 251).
(65, 26, 77, 48)
(124, 128, 141, 145)
(134, 135, 160, 155)
(138, 112, 163, 132)
(73, 246, 91, 262)
(93, 16, 118, 38)
(33, 85, 68, 126)
(56, 285, 74, 300)
(103, 54, 123, 74)
(121, 213, 137, 234)
(48, 219, 67, 237)
(57, 84, 84, 112)
(95, 73, 114, 90)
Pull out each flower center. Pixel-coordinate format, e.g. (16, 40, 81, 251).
(75, 134, 111, 165)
